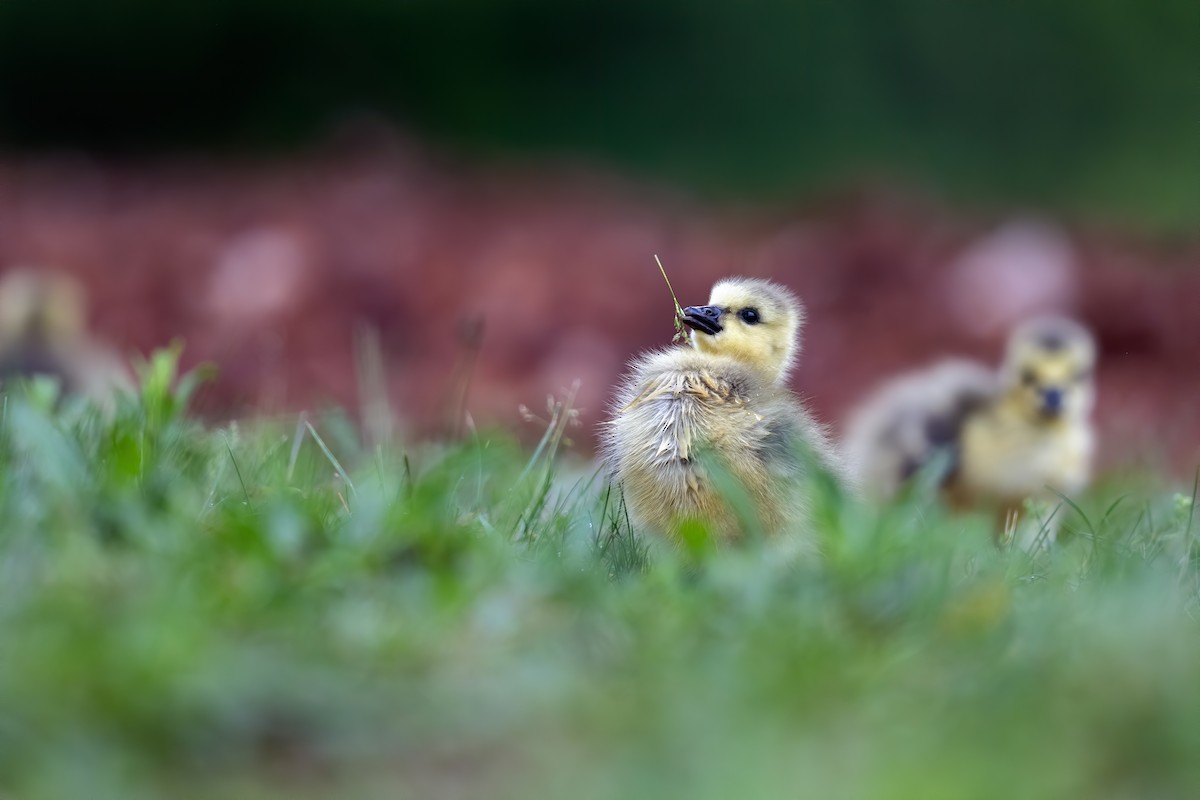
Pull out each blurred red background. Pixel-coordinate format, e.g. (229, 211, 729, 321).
(0, 137, 1196, 473)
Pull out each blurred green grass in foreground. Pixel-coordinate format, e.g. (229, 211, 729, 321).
(0, 350, 1198, 799)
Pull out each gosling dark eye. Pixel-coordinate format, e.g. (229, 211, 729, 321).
(739, 308, 761, 325)
(1021, 369, 1037, 387)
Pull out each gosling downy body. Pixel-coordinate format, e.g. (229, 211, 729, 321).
(0, 269, 131, 405)
(603, 277, 845, 546)
(844, 316, 1097, 545)
(842, 358, 999, 501)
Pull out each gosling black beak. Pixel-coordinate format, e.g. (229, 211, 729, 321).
(682, 305, 723, 336)
(1039, 388, 1064, 419)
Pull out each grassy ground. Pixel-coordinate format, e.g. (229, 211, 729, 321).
(1, 350, 1198, 799)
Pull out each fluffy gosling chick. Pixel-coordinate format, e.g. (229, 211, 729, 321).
(603, 277, 845, 545)
(955, 317, 1097, 528)
(0, 269, 131, 404)
(844, 316, 1098, 544)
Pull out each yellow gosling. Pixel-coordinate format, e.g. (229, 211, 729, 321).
(603, 277, 846, 547)
(954, 316, 1096, 543)
(844, 316, 1098, 547)
(0, 269, 131, 405)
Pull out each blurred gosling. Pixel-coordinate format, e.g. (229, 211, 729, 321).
(0, 269, 131, 405)
(603, 277, 846, 547)
(843, 316, 1097, 546)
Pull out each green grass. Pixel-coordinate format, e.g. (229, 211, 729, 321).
(1, 350, 1198, 799)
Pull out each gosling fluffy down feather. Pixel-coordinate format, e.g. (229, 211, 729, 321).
(842, 359, 998, 500)
(602, 277, 847, 545)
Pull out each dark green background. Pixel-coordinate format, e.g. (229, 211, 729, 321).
(0, 0, 1195, 225)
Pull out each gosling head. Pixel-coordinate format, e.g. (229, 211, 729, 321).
(999, 315, 1096, 425)
(0, 269, 87, 344)
(681, 277, 804, 385)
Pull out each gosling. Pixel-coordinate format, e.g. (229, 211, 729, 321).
(602, 277, 846, 545)
(844, 316, 1097, 545)
(0, 268, 131, 405)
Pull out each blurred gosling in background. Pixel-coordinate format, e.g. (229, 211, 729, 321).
(603, 277, 847, 548)
(843, 316, 1097, 547)
(0, 269, 131, 406)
